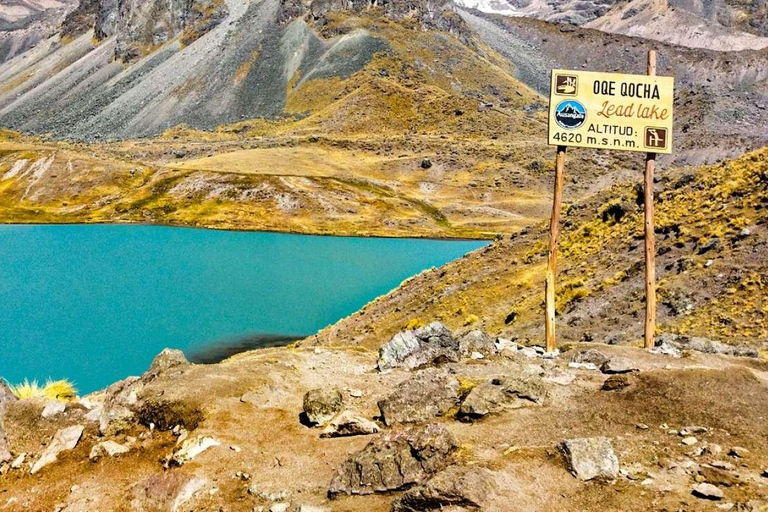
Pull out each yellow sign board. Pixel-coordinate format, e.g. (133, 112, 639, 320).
(547, 69, 674, 154)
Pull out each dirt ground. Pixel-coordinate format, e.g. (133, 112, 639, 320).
(2, 341, 768, 511)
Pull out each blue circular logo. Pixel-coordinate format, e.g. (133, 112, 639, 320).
(555, 100, 586, 129)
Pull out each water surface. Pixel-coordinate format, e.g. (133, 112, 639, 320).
(0, 225, 484, 393)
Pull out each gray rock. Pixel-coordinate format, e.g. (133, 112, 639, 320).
(168, 436, 220, 467)
(10, 453, 25, 470)
(561, 437, 619, 481)
(377, 322, 458, 371)
(42, 400, 67, 419)
(600, 357, 638, 374)
(655, 334, 758, 358)
(99, 376, 143, 436)
(571, 349, 609, 366)
(392, 465, 498, 511)
(303, 388, 343, 426)
(298, 507, 330, 512)
(31, 425, 85, 474)
(457, 330, 497, 358)
(459, 375, 546, 420)
(378, 369, 460, 426)
(144, 348, 190, 380)
(692, 482, 724, 500)
(320, 411, 380, 438)
(270, 504, 289, 512)
(328, 423, 458, 497)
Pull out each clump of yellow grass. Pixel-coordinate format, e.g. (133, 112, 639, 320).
(8, 379, 77, 401)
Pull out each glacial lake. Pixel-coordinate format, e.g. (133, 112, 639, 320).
(0, 224, 485, 393)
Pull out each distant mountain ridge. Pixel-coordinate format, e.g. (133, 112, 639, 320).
(453, 0, 768, 51)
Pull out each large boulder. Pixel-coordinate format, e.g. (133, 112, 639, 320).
(560, 437, 619, 481)
(377, 323, 458, 371)
(30, 425, 85, 474)
(570, 349, 609, 366)
(328, 423, 458, 497)
(392, 465, 498, 511)
(377, 369, 461, 426)
(458, 375, 547, 421)
(303, 388, 344, 426)
(457, 330, 497, 359)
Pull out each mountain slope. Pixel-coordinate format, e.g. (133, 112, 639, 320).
(455, 0, 768, 51)
(307, 148, 768, 352)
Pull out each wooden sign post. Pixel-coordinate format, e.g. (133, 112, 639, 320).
(545, 51, 673, 353)
(643, 50, 657, 349)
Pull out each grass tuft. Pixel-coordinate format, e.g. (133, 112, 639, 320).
(9, 379, 77, 401)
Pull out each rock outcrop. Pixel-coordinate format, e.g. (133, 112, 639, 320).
(377, 369, 461, 426)
(377, 322, 458, 371)
(328, 423, 458, 497)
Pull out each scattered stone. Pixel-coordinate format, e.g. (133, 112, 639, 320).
(302, 388, 343, 426)
(168, 436, 220, 467)
(348, 389, 363, 398)
(41, 400, 66, 419)
(571, 349, 609, 366)
(457, 330, 497, 358)
(298, 506, 330, 512)
(682, 437, 699, 446)
(568, 362, 598, 371)
(377, 322, 458, 371)
(270, 504, 289, 512)
(704, 443, 723, 456)
(420, 158, 432, 169)
(392, 465, 498, 512)
(10, 453, 25, 470)
(692, 482, 724, 500)
(636, 424, 649, 430)
(729, 446, 750, 458)
(762, 468, 768, 478)
(377, 369, 460, 426)
(321, 411, 380, 438)
(698, 238, 721, 254)
(561, 437, 619, 481)
(470, 351, 484, 359)
(622, 462, 649, 481)
(600, 357, 638, 374)
(458, 375, 546, 421)
(711, 461, 736, 471)
(649, 341, 682, 357)
(30, 425, 85, 474)
(680, 426, 708, 436)
(601, 374, 630, 391)
(89, 440, 131, 461)
(655, 334, 758, 358)
(328, 423, 458, 497)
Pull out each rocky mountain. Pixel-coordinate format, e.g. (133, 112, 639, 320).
(455, 0, 768, 51)
(0, 0, 78, 63)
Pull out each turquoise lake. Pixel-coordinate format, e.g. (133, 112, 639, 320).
(0, 224, 484, 394)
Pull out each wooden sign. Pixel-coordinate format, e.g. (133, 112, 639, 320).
(543, 52, 671, 354)
(548, 69, 674, 154)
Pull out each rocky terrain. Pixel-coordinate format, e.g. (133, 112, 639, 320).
(0, 0, 78, 63)
(2, 323, 768, 511)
